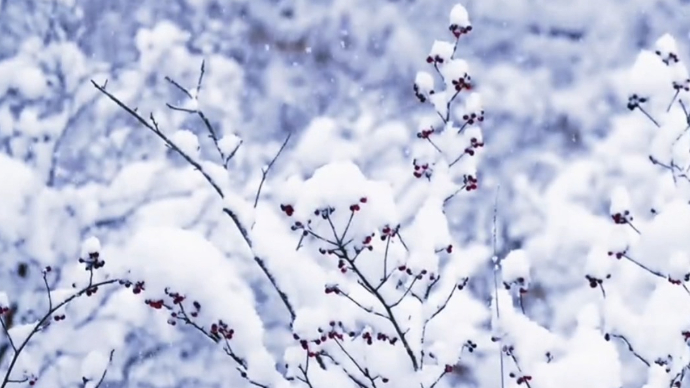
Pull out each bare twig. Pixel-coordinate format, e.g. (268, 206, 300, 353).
(92, 78, 296, 323)
(610, 334, 650, 367)
(91, 350, 115, 388)
(492, 186, 506, 388)
(254, 132, 292, 207)
(1, 279, 120, 388)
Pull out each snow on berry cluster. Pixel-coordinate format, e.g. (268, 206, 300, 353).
(274, 157, 482, 387)
(412, 3, 483, 198)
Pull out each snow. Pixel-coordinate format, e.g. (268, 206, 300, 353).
(8, 322, 38, 348)
(286, 161, 399, 238)
(633, 200, 690, 273)
(414, 71, 434, 94)
(0, 154, 39, 243)
(502, 249, 530, 286)
(585, 246, 613, 280)
(80, 350, 110, 381)
(222, 191, 255, 232)
(628, 50, 672, 100)
(533, 305, 622, 388)
(642, 365, 669, 388)
(0, 56, 47, 99)
(439, 59, 469, 84)
(292, 117, 362, 172)
(218, 133, 242, 157)
(449, 4, 471, 28)
(81, 236, 101, 256)
(609, 185, 631, 215)
(0, 291, 8, 309)
(170, 129, 201, 159)
(654, 33, 678, 58)
(105, 226, 285, 386)
(429, 40, 455, 63)
(464, 92, 482, 113)
(668, 251, 690, 281)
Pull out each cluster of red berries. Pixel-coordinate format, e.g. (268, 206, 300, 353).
(413, 84, 433, 103)
(463, 110, 484, 126)
(426, 55, 446, 65)
(78, 251, 105, 270)
(164, 288, 186, 305)
(28, 377, 38, 386)
(396, 265, 433, 281)
(469, 137, 484, 149)
(611, 210, 632, 224)
(681, 330, 690, 341)
(413, 160, 432, 179)
(361, 331, 398, 346)
(503, 276, 528, 294)
(449, 24, 472, 38)
(655, 49, 679, 65)
(0, 305, 10, 314)
(324, 285, 341, 295)
(210, 320, 234, 340)
(606, 251, 625, 260)
(508, 373, 533, 385)
(464, 137, 484, 155)
(452, 75, 472, 92)
(53, 314, 66, 321)
(293, 322, 399, 358)
(417, 128, 436, 139)
(280, 204, 295, 217)
(85, 285, 99, 297)
(668, 275, 690, 285)
(463, 175, 478, 191)
(145, 299, 164, 309)
(118, 280, 146, 295)
(350, 197, 367, 212)
(673, 78, 690, 92)
(626, 94, 647, 111)
(585, 274, 610, 288)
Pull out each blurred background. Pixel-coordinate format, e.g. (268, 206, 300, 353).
(2, 0, 690, 386)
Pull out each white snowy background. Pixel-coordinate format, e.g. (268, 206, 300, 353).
(2, 0, 690, 387)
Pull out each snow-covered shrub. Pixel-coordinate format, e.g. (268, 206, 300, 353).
(488, 30, 690, 388)
(2, 3, 504, 388)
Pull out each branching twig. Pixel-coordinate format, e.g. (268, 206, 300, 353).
(0, 279, 120, 388)
(254, 132, 292, 208)
(92, 78, 296, 323)
(610, 334, 650, 367)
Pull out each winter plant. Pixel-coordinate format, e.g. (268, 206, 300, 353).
(11, 3, 690, 388)
(0, 4, 493, 388)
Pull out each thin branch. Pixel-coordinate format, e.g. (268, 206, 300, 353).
(637, 106, 660, 128)
(254, 132, 292, 208)
(0, 318, 16, 354)
(91, 350, 115, 388)
(333, 338, 378, 388)
(389, 277, 418, 308)
(621, 254, 666, 279)
(1, 279, 120, 388)
(92, 78, 296, 323)
(492, 186, 506, 388)
(610, 334, 650, 367)
(324, 213, 419, 370)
